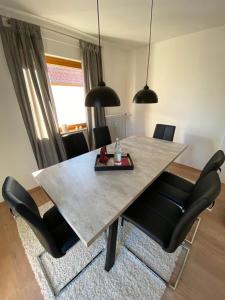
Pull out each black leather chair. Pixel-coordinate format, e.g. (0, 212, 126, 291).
(153, 124, 176, 141)
(122, 171, 221, 287)
(62, 132, 89, 159)
(2, 176, 102, 296)
(154, 150, 225, 209)
(2, 176, 79, 258)
(93, 126, 112, 149)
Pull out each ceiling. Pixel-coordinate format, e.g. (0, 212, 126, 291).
(1, 0, 225, 48)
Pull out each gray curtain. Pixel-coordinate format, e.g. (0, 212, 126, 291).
(79, 40, 106, 149)
(0, 17, 66, 169)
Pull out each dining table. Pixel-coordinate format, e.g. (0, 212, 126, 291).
(33, 136, 187, 271)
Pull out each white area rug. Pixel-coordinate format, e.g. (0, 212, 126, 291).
(16, 202, 182, 300)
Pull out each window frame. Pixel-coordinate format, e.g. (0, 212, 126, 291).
(46, 55, 82, 70)
(46, 55, 87, 133)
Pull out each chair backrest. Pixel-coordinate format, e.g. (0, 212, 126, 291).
(153, 124, 176, 142)
(62, 132, 89, 159)
(93, 126, 112, 149)
(197, 150, 225, 183)
(166, 171, 221, 253)
(2, 177, 62, 258)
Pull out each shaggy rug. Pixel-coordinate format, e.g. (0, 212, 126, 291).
(16, 202, 182, 300)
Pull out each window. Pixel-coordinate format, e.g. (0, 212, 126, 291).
(46, 56, 87, 133)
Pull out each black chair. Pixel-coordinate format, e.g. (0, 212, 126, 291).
(2, 177, 102, 296)
(93, 126, 112, 149)
(122, 171, 221, 288)
(153, 124, 176, 141)
(154, 150, 225, 209)
(62, 132, 89, 159)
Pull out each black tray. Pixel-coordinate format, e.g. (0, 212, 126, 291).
(95, 154, 134, 171)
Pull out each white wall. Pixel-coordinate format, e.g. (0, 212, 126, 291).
(103, 45, 129, 116)
(103, 44, 130, 140)
(0, 29, 130, 201)
(127, 25, 225, 181)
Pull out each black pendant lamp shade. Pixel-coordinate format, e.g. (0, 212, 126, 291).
(85, 0, 120, 107)
(133, 0, 158, 104)
(133, 85, 158, 104)
(85, 81, 120, 107)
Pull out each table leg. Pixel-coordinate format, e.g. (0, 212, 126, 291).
(105, 219, 118, 272)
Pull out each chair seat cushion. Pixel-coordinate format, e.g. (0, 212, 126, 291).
(151, 172, 194, 208)
(43, 206, 79, 254)
(122, 190, 183, 249)
(143, 192, 183, 224)
(154, 180, 190, 207)
(160, 172, 194, 193)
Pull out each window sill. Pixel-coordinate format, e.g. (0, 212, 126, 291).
(60, 128, 88, 136)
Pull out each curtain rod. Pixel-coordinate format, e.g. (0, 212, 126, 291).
(41, 25, 100, 46)
(0, 13, 98, 45)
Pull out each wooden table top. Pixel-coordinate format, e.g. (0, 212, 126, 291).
(33, 136, 187, 246)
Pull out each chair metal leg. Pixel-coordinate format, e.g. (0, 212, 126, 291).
(169, 243, 190, 290)
(124, 243, 190, 290)
(37, 249, 104, 297)
(185, 217, 201, 245)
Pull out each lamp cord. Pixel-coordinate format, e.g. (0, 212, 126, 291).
(146, 0, 154, 86)
(97, 0, 103, 83)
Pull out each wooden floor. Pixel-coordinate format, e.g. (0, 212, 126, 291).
(0, 163, 225, 300)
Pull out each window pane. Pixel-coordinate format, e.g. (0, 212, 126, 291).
(46, 59, 86, 127)
(51, 85, 86, 126)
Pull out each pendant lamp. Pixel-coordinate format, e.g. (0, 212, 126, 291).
(85, 0, 120, 107)
(133, 0, 158, 104)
